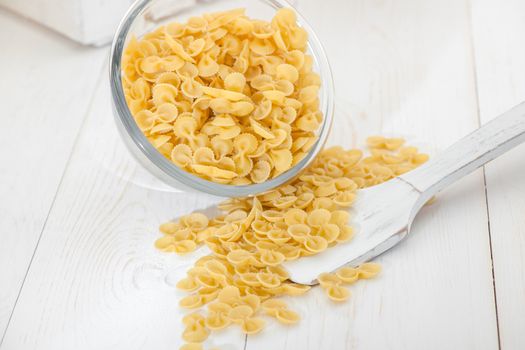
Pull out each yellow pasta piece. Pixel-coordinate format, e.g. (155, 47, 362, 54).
(329, 210, 350, 226)
(317, 272, 340, 288)
(319, 223, 340, 243)
(336, 267, 359, 284)
(306, 208, 331, 227)
(280, 282, 310, 296)
(275, 309, 300, 324)
(267, 229, 290, 244)
(256, 271, 281, 288)
(182, 312, 205, 327)
(198, 287, 220, 304)
(182, 321, 209, 343)
(202, 86, 247, 101)
(177, 277, 200, 292)
(303, 235, 328, 253)
(278, 245, 301, 260)
(259, 249, 285, 266)
(241, 294, 261, 311)
(358, 262, 382, 279)
(226, 249, 253, 265)
(134, 110, 156, 131)
(217, 286, 241, 305)
(205, 311, 231, 330)
(180, 294, 204, 309)
(283, 208, 307, 225)
(228, 304, 253, 321)
(287, 223, 311, 242)
(224, 72, 246, 92)
(250, 160, 271, 183)
(325, 285, 351, 302)
(240, 317, 266, 334)
(272, 195, 297, 209)
(337, 225, 354, 243)
(261, 299, 287, 312)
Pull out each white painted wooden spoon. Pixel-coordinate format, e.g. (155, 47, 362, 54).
(284, 101, 525, 285)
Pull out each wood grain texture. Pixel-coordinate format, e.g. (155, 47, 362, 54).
(0, 77, 245, 350)
(0, 7, 106, 339)
(470, 0, 525, 348)
(4, 0, 525, 349)
(246, 0, 499, 348)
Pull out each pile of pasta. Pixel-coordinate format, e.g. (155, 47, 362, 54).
(122, 8, 323, 184)
(155, 137, 429, 350)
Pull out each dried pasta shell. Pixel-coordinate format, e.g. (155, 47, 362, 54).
(217, 286, 241, 305)
(205, 311, 231, 330)
(272, 195, 297, 209)
(250, 160, 271, 183)
(329, 210, 350, 226)
(182, 312, 205, 327)
(337, 225, 354, 243)
(281, 283, 311, 296)
(198, 287, 220, 304)
(256, 272, 281, 288)
(241, 317, 266, 334)
(287, 224, 311, 242)
(317, 273, 340, 288)
(291, 193, 313, 209)
(228, 305, 254, 322)
(176, 277, 200, 292)
(336, 267, 359, 284)
(159, 221, 180, 235)
(267, 229, 291, 244)
(134, 110, 156, 131)
(179, 294, 203, 309)
(276, 309, 300, 324)
(384, 137, 405, 150)
(307, 208, 331, 227)
(227, 249, 253, 265)
(241, 294, 261, 311)
(358, 263, 382, 279)
(250, 118, 274, 139)
(283, 208, 307, 225)
(319, 223, 340, 243)
(278, 245, 301, 260)
(182, 322, 209, 343)
(303, 236, 328, 253)
(259, 249, 285, 266)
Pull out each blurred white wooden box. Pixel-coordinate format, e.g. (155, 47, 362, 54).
(0, 0, 193, 46)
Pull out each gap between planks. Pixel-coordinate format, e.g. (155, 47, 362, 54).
(465, 0, 502, 347)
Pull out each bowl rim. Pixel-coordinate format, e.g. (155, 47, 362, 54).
(109, 0, 335, 197)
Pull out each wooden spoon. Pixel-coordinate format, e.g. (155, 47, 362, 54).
(284, 101, 525, 285)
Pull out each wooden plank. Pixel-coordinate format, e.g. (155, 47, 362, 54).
(470, 0, 525, 348)
(246, 0, 500, 348)
(1, 74, 246, 350)
(0, 8, 106, 337)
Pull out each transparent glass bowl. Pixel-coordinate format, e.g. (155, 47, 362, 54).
(109, 0, 334, 197)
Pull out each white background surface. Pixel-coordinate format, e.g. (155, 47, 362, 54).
(0, 0, 136, 45)
(0, 0, 524, 349)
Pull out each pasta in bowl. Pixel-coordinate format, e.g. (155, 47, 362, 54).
(110, 0, 334, 196)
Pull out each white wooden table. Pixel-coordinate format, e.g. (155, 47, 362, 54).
(1, 0, 524, 349)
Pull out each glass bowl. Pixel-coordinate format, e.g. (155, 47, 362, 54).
(109, 0, 334, 197)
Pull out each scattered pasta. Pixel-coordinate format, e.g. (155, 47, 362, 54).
(153, 137, 428, 349)
(123, 8, 324, 184)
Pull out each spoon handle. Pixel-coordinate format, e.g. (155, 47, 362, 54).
(400, 101, 525, 204)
